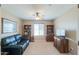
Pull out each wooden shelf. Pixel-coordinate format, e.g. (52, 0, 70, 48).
(46, 25, 54, 42)
(23, 25, 34, 42)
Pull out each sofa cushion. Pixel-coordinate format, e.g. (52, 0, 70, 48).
(9, 41, 17, 45)
(15, 34, 21, 43)
(2, 36, 17, 47)
(17, 40, 29, 49)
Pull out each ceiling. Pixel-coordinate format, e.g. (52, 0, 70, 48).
(1, 4, 76, 20)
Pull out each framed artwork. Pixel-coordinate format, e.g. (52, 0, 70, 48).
(2, 18, 17, 33)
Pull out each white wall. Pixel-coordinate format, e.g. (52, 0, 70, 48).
(22, 20, 54, 36)
(77, 7, 79, 42)
(54, 5, 78, 54)
(0, 7, 2, 38)
(77, 6, 79, 55)
(0, 6, 2, 53)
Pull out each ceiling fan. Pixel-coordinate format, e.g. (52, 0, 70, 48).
(35, 12, 40, 20)
(33, 12, 44, 20)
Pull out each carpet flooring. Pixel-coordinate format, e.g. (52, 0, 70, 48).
(23, 36, 70, 55)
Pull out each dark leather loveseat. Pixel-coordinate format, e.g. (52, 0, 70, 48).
(1, 34, 29, 55)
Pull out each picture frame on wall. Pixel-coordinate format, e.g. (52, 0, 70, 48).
(1, 18, 17, 33)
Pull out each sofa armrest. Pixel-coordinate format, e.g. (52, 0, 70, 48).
(3, 45, 23, 55)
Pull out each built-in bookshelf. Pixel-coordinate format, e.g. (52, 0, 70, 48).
(23, 25, 34, 42)
(46, 25, 54, 42)
(24, 25, 31, 36)
(23, 25, 31, 41)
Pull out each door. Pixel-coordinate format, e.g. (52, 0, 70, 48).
(34, 24, 45, 40)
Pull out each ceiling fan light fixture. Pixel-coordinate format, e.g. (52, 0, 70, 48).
(36, 16, 40, 20)
(35, 12, 41, 20)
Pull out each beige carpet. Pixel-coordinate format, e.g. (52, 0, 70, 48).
(23, 36, 70, 55)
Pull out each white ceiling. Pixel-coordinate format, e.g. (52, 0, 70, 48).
(2, 4, 76, 20)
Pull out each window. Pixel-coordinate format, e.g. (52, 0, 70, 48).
(34, 24, 44, 36)
(2, 18, 17, 33)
